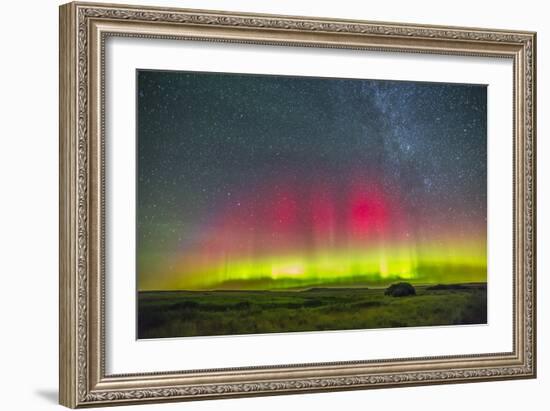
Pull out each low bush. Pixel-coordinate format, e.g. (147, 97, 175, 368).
(384, 282, 416, 297)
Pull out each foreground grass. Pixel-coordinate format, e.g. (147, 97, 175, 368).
(137, 284, 487, 339)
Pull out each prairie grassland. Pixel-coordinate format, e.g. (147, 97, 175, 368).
(137, 284, 487, 339)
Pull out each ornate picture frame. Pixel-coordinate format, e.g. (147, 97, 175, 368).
(59, 1, 536, 408)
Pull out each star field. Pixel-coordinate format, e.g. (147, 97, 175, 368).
(136, 69, 487, 291)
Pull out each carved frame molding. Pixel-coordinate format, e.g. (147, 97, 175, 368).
(59, 2, 536, 407)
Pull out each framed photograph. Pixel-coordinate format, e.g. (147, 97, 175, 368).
(59, 2, 536, 408)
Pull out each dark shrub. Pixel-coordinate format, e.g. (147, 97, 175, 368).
(353, 301, 383, 308)
(235, 301, 252, 310)
(171, 301, 199, 310)
(303, 299, 324, 308)
(137, 308, 167, 338)
(385, 282, 416, 297)
(427, 284, 467, 291)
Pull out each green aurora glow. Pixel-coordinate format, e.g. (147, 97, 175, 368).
(138, 240, 486, 291)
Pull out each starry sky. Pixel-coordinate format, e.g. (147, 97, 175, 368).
(136, 69, 487, 291)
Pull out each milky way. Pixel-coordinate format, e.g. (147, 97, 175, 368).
(136, 70, 487, 291)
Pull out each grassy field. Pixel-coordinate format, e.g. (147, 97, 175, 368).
(137, 284, 487, 339)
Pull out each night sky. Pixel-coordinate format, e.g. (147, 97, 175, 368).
(136, 70, 487, 291)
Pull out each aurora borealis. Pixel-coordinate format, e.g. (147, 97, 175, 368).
(136, 70, 487, 291)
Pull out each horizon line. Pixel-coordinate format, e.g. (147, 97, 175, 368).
(138, 281, 488, 293)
